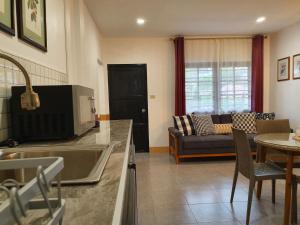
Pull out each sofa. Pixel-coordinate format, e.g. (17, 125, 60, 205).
(168, 114, 257, 164)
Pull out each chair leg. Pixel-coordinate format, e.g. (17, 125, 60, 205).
(292, 181, 298, 225)
(246, 179, 256, 225)
(272, 179, 276, 204)
(230, 162, 239, 203)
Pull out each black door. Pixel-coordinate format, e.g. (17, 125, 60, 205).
(108, 64, 149, 152)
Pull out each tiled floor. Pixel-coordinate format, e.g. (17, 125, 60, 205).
(136, 153, 299, 225)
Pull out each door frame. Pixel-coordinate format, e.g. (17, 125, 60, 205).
(107, 64, 150, 152)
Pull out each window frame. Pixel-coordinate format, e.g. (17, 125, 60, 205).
(185, 61, 251, 114)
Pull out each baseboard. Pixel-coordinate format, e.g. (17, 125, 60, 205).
(98, 114, 110, 121)
(150, 146, 169, 153)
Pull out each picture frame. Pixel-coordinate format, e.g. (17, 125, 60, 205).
(0, 0, 15, 35)
(293, 54, 300, 80)
(277, 57, 290, 82)
(17, 0, 47, 52)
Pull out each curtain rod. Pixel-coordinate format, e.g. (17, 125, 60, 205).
(169, 35, 267, 41)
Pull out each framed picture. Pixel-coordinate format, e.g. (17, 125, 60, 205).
(0, 0, 15, 35)
(293, 54, 300, 80)
(277, 57, 290, 81)
(17, 0, 47, 52)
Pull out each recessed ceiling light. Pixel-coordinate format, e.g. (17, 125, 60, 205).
(136, 18, 145, 25)
(256, 17, 266, 23)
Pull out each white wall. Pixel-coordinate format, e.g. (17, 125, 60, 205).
(0, 0, 104, 141)
(0, 0, 68, 141)
(269, 21, 300, 129)
(65, 0, 104, 112)
(103, 38, 175, 147)
(0, 0, 67, 73)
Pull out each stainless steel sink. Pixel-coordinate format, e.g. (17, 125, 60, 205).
(0, 144, 115, 185)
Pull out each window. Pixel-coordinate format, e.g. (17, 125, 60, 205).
(185, 38, 252, 114)
(185, 63, 251, 114)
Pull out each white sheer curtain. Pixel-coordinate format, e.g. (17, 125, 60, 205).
(185, 38, 252, 114)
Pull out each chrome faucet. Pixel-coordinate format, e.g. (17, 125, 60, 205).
(0, 53, 40, 110)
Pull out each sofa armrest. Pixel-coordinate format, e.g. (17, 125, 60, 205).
(168, 127, 183, 164)
(168, 127, 183, 138)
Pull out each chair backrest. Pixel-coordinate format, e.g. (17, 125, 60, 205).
(256, 119, 290, 134)
(232, 128, 254, 179)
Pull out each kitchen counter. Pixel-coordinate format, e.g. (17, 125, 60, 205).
(1, 120, 133, 225)
(61, 120, 133, 225)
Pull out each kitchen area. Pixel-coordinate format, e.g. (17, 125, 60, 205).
(0, 55, 136, 225)
(1, 121, 136, 225)
(0, 0, 139, 224)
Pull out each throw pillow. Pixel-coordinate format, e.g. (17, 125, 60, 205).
(192, 114, 215, 136)
(232, 112, 257, 134)
(256, 112, 275, 120)
(219, 114, 233, 124)
(214, 123, 233, 134)
(173, 115, 196, 136)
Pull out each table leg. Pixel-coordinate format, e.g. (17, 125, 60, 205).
(257, 145, 266, 199)
(284, 153, 294, 225)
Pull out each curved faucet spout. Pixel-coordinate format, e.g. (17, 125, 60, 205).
(0, 53, 40, 110)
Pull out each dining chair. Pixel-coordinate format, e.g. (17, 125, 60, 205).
(256, 120, 299, 224)
(230, 128, 287, 225)
(256, 119, 291, 163)
(256, 119, 291, 134)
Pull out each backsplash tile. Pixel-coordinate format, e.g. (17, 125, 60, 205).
(0, 49, 68, 142)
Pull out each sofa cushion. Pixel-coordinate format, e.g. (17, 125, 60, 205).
(214, 123, 233, 134)
(173, 115, 196, 136)
(256, 112, 276, 120)
(220, 114, 233, 124)
(192, 114, 215, 136)
(182, 133, 256, 150)
(232, 112, 257, 134)
(192, 113, 232, 124)
(183, 135, 234, 149)
(211, 114, 221, 124)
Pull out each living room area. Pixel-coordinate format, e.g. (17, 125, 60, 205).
(81, 0, 300, 224)
(1, 0, 300, 224)
(118, 1, 300, 225)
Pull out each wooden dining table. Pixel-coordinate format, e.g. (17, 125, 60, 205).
(255, 133, 300, 225)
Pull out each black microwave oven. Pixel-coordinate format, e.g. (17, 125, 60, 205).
(11, 85, 96, 142)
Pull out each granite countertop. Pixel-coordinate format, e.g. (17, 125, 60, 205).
(1, 120, 132, 225)
(61, 120, 132, 225)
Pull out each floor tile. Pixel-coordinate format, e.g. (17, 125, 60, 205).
(136, 153, 290, 225)
(189, 203, 237, 222)
(152, 189, 188, 207)
(198, 221, 241, 225)
(249, 215, 284, 225)
(225, 201, 269, 223)
(138, 207, 157, 225)
(154, 204, 197, 225)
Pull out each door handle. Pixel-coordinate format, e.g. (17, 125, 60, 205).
(141, 108, 146, 113)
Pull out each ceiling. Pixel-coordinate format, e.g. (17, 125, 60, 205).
(85, 0, 300, 37)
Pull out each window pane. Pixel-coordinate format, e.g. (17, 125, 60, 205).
(186, 63, 251, 114)
(186, 67, 214, 113)
(219, 65, 250, 113)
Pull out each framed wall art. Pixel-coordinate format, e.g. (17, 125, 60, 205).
(0, 0, 15, 35)
(277, 57, 290, 81)
(293, 54, 300, 80)
(17, 0, 47, 52)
